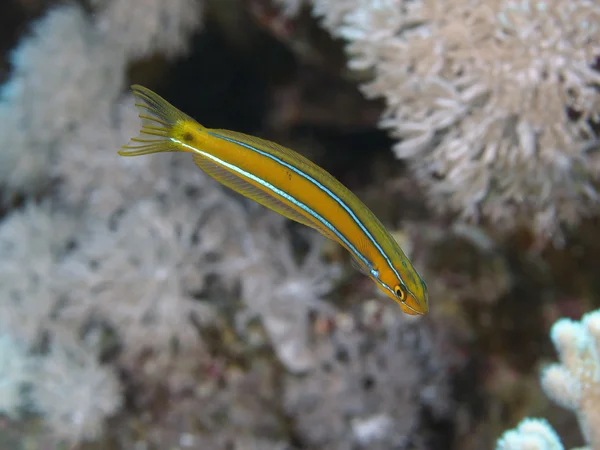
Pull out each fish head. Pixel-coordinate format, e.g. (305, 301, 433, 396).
(391, 281, 428, 315)
(374, 256, 429, 316)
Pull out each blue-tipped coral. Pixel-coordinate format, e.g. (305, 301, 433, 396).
(496, 418, 564, 450)
(541, 310, 600, 448)
(496, 309, 600, 450)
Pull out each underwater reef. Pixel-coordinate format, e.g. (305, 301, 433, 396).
(0, 0, 599, 449)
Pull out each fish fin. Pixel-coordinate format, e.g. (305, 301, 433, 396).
(350, 253, 371, 276)
(118, 85, 196, 157)
(192, 154, 318, 229)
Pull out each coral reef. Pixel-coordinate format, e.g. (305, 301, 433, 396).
(284, 305, 451, 449)
(541, 311, 600, 448)
(496, 418, 563, 450)
(29, 334, 123, 442)
(305, 0, 600, 238)
(0, 333, 35, 419)
(0, 0, 202, 202)
(0, 0, 599, 449)
(496, 309, 600, 450)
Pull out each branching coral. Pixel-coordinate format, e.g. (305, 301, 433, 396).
(541, 310, 600, 449)
(496, 418, 564, 450)
(306, 0, 600, 237)
(496, 309, 600, 450)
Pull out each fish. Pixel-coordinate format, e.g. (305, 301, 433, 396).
(118, 85, 429, 315)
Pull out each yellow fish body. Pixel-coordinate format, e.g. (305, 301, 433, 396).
(119, 85, 428, 315)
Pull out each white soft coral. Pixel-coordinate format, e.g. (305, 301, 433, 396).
(229, 216, 340, 374)
(310, 0, 600, 237)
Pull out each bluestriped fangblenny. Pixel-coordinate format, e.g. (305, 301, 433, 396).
(118, 85, 428, 315)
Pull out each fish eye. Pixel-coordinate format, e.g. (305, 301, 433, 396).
(394, 285, 406, 302)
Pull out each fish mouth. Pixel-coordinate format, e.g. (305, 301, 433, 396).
(401, 293, 428, 315)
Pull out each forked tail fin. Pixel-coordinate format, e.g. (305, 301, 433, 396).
(118, 84, 196, 157)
